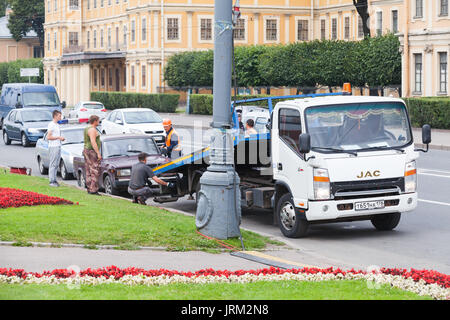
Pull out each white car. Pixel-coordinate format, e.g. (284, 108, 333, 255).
(100, 108, 165, 146)
(68, 101, 107, 120)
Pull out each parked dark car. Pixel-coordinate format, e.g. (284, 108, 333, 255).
(2, 108, 53, 147)
(73, 134, 171, 195)
(0, 83, 65, 129)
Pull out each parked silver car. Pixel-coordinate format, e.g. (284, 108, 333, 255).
(36, 126, 85, 180)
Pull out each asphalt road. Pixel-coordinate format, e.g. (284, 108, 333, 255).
(1, 128, 449, 274)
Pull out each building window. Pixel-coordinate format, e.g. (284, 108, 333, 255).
(142, 65, 146, 88)
(54, 0, 57, 12)
(439, 52, 448, 93)
(200, 18, 212, 41)
(131, 66, 135, 87)
(93, 30, 97, 48)
(47, 33, 50, 51)
(116, 0, 119, 4)
(441, 0, 449, 16)
(297, 20, 308, 41)
(376, 11, 382, 36)
(69, 0, 79, 10)
(54, 32, 57, 50)
(48, 70, 51, 85)
(108, 0, 111, 5)
(54, 70, 57, 87)
(320, 19, 326, 40)
(358, 16, 364, 38)
(131, 20, 136, 43)
(109, 68, 113, 87)
(344, 17, 350, 39)
(88, 0, 90, 10)
(33, 46, 43, 58)
(100, 29, 104, 48)
(87, 31, 90, 49)
(107, 28, 111, 48)
(266, 19, 277, 41)
(142, 18, 147, 42)
(167, 18, 179, 40)
(69, 32, 78, 47)
(101, 0, 104, 8)
(101, 68, 105, 88)
(94, 69, 98, 87)
(94, 0, 97, 9)
(47, 1, 50, 13)
(332, 18, 337, 40)
(123, 25, 127, 46)
(392, 10, 398, 33)
(123, 66, 126, 87)
(415, 0, 423, 18)
(233, 18, 245, 40)
(414, 53, 422, 93)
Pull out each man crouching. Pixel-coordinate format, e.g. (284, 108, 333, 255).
(128, 152, 175, 205)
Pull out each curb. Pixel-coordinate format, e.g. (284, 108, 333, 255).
(0, 241, 167, 251)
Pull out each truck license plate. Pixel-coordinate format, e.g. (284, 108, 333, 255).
(355, 200, 385, 211)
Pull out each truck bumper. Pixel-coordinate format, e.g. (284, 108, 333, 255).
(304, 193, 417, 222)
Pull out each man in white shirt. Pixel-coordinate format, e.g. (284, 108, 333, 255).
(245, 118, 258, 137)
(47, 110, 65, 187)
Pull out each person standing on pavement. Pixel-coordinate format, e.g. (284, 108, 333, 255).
(83, 115, 102, 195)
(128, 152, 176, 205)
(46, 110, 65, 187)
(161, 118, 182, 158)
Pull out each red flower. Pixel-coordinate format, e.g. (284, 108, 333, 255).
(0, 187, 73, 209)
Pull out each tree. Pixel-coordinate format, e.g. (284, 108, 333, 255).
(7, 0, 45, 47)
(353, 0, 370, 38)
(0, 0, 7, 17)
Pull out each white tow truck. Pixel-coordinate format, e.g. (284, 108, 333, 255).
(150, 91, 431, 238)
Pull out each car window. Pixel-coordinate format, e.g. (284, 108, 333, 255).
(107, 111, 116, 121)
(84, 103, 104, 109)
(116, 111, 123, 123)
(8, 111, 16, 121)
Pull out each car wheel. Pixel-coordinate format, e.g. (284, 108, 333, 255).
(276, 193, 309, 238)
(38, 157, 48, 175)
(77, 170, 86, 188)
(3, 130, 11, 145)
(371, 213, 401, 231)
(60, 160, 72, 180)
(0, 118, 3, 130)
(21, 132, 30, 147)
(103, 175, 119, 195)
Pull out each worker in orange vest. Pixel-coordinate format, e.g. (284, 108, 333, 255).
(161, 118, 182, 158)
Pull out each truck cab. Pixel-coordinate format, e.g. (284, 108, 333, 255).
(271, 95, 427, 237)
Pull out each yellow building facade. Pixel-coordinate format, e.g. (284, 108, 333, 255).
(44, 0, 449, 106)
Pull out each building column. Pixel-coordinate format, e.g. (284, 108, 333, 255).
(284, 14, 290, 43)
(253, 13, 259, 45)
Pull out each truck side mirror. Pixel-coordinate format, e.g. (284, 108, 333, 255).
(61, 101, 66, 108)
(299, 133, 311, 154)
(422, 124, 431, 145)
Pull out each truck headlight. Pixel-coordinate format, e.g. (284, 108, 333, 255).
(27, 128, 40, 134)
(117, 169, 131, 177)
(404, 161, 417, 193)
(313, 168, 331, 200)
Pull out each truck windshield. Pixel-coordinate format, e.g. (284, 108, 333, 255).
(23, 92, 60, 107)
(103, 138, 159, 158)
(305, 102, 412, 152)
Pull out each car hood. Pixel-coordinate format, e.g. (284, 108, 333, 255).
(22, 121, 51, 129)
(103, 154, 169, 169)
(61, 143, 84, 157)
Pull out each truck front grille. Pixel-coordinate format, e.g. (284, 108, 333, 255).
(331, 177, 404, 200)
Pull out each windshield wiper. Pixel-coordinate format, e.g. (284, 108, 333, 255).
(312, 147, 358, 156)
(358, 146, 405, 153)
(127, 150, 143, 153)
(107, 154, 129, 158)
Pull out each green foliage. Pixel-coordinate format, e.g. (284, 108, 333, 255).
(191, 94, 273, 115)
(164, 35, 402, 90)
(7, 0, 45, 46)
(0, 58, 44, 88)
(90, 91, 180, 113)
(403, 97, 450, 130)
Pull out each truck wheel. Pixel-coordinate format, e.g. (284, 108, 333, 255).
(104, 175, 119, 195)
(38, 157, 48, 175)
(60, 160, 72, 180)
(77, 170, 86, 188)
(276, 193, 309, 238)
(371, 213, 401, 231)
(21, 132, 30, 147)
(3, 130, 11, 145)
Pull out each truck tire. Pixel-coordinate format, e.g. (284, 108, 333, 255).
(103, 175, 119, 195)
(276, 193, 309, 238)
(371, 213, 401, 231)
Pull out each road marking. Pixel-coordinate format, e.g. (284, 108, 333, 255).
(418, 199, 450, 207)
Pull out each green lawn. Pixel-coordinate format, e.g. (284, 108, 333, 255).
(0, 173, 281, 251)
(0, 280, 431, 300)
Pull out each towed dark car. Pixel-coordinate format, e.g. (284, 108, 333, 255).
(73, 134, 172, 195)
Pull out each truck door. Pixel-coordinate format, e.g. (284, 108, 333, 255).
(272, 107, 308, 207)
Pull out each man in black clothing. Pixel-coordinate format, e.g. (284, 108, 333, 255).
(128, 153, 175, 205)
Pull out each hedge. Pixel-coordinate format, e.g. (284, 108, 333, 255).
(190, 94, 273, 115)
(0, 58, 44, 88)
(90, 91, 180, 113)
(404, 97, 450, 130)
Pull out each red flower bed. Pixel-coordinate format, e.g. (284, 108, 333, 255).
(0, 266, 448, 289)
(0, 187, 73, 209)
